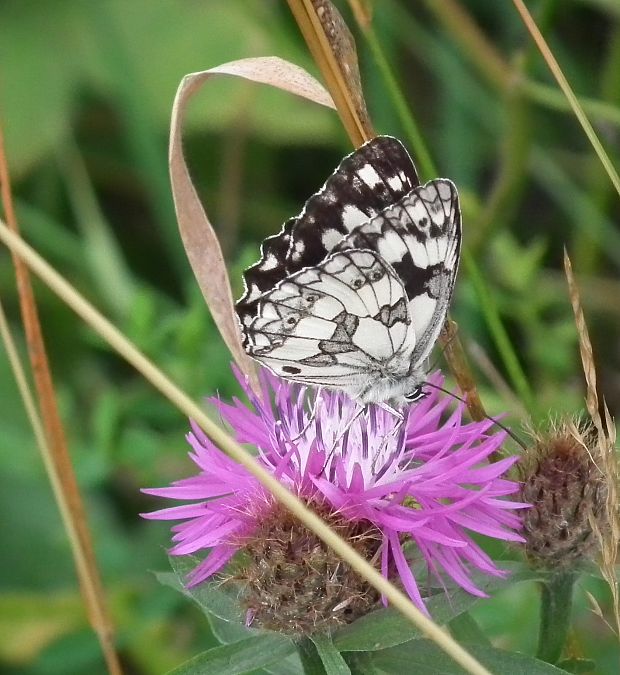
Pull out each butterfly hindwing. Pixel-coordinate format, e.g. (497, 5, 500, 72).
(244, 249, 415, 392)
(334, 178, 461, 366)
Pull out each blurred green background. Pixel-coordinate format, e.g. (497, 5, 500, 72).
(0, 1, 618, 673)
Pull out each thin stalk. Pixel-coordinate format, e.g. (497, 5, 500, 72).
(352, 9, 437, 179)
(536, 572, 577, 664)
(0, 128, 123, 674)
(0, 218, 491, 675)
(287, 0, 373, 146)
(512, 0, 620, 199)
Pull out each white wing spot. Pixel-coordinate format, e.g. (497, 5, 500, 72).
(358, 164, 383, 188)
(387, 175, 403, 191)
(342, 205, 368, 229)
(260, 253, 278, 271)
(246, 283, 261, 302)
(321, 228, 344, 250)
(291, 239, 306, 262)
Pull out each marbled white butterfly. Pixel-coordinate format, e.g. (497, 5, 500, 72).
(236, 136, 461, 405)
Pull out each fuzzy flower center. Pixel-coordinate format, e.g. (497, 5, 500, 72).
(231, 499, 382, 635)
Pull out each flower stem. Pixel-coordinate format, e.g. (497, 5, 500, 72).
(536, 572, 577, 664)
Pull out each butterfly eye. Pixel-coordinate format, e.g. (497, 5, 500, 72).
(405, 387, 427, 403)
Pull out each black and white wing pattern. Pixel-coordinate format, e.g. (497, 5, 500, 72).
(334, 178, 461, 370)
(237, 136, 419, 331)
(236, 136, 461, 405)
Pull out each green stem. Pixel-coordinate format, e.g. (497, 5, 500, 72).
(536, 572, 577, 664)
(362, 23, 437, 179)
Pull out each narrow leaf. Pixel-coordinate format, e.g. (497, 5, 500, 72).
(311, 633, 351, 675)
(334, 562, 539, 652)
(370, 639, 569, 674)
(167, 634, 295, 675)
(156, 555, 245, 624)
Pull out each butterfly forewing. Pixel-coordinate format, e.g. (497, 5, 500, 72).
(237, 136, 419, 331)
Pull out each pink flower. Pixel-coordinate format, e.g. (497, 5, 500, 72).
(142, 370, 526, 615)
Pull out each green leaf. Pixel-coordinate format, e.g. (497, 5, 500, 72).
(311, 634, 351, 675)
(159, 558, 304, 674)
(207, 611, 256, 646)
(262, 653, 305, 675)
(369, 640, 569, 674)
(298, 638, 328, 675)
(166, 634, 296, 675)
(448, 613, 491, 646)
(155, 556, 245, 624)
(333, 562, 540, 652)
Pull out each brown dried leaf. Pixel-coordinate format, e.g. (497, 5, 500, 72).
(288, 0, 374, 146)
(169, 57, 336, 390)
(563, 251, 601, 429)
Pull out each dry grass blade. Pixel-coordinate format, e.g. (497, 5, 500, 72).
(564, 251, 619, 637)
(563, 252, 601, 428)
(0, 219, 491, 675)
(287, 0, 374, 146)
(512, 0, 620, 199)
(169, 57, 335, 393)
(0, 128, 122, 674)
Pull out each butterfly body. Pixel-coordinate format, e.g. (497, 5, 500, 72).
(237, 136, 461, 405)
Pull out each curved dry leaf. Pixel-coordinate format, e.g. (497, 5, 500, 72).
(169, 56, 336, 390)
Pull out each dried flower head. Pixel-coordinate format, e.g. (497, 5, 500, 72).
(520, 417, 609, 570)
(143, 370, 525, 634)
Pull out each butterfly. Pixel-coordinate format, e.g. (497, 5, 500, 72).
(236, 136, 461, 405)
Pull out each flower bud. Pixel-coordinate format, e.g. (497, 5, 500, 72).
(521, 419, 608, 569)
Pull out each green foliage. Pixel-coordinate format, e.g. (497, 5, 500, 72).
(1, 0, 619, 673)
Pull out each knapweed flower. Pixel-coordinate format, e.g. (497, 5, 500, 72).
(143, 370, 526, 634)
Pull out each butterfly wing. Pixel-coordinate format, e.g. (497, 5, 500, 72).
(335, 179, 461, 367)
(243, 249, 414, 397)
(237, 136, 419, 332)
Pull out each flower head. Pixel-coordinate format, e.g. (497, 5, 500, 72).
(143, 370, 526, 631)
(521, 417, 609, 569)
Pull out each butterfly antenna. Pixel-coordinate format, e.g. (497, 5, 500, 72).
(421, 380, 528, 451)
